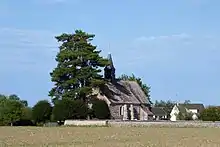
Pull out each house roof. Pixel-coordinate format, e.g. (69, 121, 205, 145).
(178, 103, 205, 113)
(151, 107, 167, 116)
(100, 80, 150, 105)
(177, 105, 187, 113)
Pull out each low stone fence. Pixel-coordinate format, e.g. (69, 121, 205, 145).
(108, 120, 220, 128)
(63, 120, 220, 128)
(64, 120, 108, 126)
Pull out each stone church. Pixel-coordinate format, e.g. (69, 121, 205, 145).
(92, 53, 153, 120)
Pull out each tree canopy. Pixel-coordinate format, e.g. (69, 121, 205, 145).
(32, 100, 52, 124)
(49, 30, 108, 103)
(0, 94, 26, 126)
(200, 106, 220, 121)
(118, 74, 152, 104)
(52, 99, 88, 121)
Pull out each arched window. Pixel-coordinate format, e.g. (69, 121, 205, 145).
(119, 105, 124, 116)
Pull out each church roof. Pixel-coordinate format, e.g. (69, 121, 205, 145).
(100, 80, 150, 105)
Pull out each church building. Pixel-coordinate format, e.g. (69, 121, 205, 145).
(92, 53, 153, 120)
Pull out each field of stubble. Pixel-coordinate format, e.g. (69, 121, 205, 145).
(0, 126, 220, 147)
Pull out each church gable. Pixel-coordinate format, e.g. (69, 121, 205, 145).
(100, 53, 150, 105)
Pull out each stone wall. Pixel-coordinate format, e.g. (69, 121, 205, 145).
(64, 120, 108, 126)
(109, 104, 142, 120)
(108, 121, 220, 128)
(64, 120, 220, 128)
(109, 104, 122, 119)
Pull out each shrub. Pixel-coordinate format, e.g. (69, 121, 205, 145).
(184, 112, 193, 120)
(200, 106, 220, 121)
(177, 112, 185, 120)
(177, 112, 193, 120)
(91, 99, 110, 119)
(13, 119, 35, 126)
(32, 100, 52, 124)
(52, 99, 88, 121)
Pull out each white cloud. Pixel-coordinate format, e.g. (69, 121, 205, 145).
(0, 28, 59, 73)
(135, 33, 191, 42)
(118, 33, 220, 73)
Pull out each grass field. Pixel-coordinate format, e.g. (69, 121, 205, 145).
(0, 127, 220, 147)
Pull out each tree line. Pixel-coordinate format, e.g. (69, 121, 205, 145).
(1, 93, 219, 126)
(0, 29, 218, 125)
(0, 93, 112, 126)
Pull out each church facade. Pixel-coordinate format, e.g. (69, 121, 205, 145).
(92, 53, 153, 120)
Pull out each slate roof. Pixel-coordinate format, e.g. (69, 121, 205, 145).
(151, 107, 167, 116)
(142, 107, 154, 116)
(100, 80, 150, 105)
(177, 105, 187, 113)
(178, 103, 205, 113)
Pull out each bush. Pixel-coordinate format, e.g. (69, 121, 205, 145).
(177, 112, 185, 120)
(13, 119, 35, 126)
(184, 113, 193, 120)
(91, 99, 110, 119)
(32, 100, 52, 124)
(177, 112, 193, 120)
(52, 99, 88, 121)
(200, 106, 220, 121)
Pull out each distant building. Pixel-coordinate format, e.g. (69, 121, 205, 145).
(170, 103, 205, 121)
(151, 107, 167, 120)
(92, 53, 153, 120)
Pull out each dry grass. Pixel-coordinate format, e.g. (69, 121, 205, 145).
(0, 126, 220, 147)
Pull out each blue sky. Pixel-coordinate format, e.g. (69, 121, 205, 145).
(0, 0, 220, 106)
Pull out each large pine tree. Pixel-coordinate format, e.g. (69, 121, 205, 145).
(49, 30, 108, 103)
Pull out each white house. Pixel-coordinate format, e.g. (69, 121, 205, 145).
(170, 103, 204, 121)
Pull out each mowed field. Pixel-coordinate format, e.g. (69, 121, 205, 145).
(0, 126, 220, 147)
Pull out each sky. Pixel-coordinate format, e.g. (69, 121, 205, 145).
(0, 0, 220, 106)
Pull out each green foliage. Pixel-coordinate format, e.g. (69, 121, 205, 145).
(91, 99, 111, 119)
(0, 98, 24, 125)
(52, 99, 88, 121)
(21, 107, 32, 120)
(49, 30, 108, 102)
(200, 106, 220, 121)
(118, 74, 152, 104)
(177, 112, 193, 120)
(0, 94, 7, 100)
(0, 94, 32, 126)
(185, 112, 193, 120)
(8, 94, 20, 101)
(177, 112, 185, 120)
(4, 94, 28, 107)
(32, 100, 52, 124)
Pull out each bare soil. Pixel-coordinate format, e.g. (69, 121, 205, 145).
(0, 126, 220, 147)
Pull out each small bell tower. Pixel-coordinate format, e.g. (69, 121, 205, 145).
(104, 53, 115, 82)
